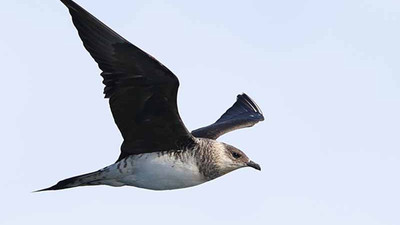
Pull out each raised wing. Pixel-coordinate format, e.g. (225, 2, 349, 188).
(61, 0, 194, 161)
(191, 93, 264, 139)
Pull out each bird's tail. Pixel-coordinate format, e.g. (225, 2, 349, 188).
(34, 170, 104, 192)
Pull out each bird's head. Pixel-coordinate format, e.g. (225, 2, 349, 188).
(214, 142, 261, 175)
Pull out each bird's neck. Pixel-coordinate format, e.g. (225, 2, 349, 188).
(192, 138, 224, 180)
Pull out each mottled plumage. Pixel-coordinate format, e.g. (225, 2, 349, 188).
(37, 0, 263, 192)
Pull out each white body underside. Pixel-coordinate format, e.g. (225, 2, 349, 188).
(95, 152, 206, 190)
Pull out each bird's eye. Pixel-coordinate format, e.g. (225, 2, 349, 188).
(232, 152, 241, 159)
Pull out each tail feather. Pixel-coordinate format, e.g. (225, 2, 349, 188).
(34, 171, 100, 192)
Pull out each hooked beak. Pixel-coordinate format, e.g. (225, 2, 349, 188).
(247, 160, 261, 171)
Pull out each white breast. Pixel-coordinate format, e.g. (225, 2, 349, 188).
(102, 152, 206, 190)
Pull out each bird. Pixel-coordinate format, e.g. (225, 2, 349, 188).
(37, 0, 264, 192)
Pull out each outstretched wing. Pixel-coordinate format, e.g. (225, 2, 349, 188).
(191, 93, 264, 139)
(61, 0, 194, 161)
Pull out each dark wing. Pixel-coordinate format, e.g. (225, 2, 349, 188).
(61, 0, 194, 161)
(191, 93, 264, 139)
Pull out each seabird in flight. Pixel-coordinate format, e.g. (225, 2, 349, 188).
(37, 0, 264, 191)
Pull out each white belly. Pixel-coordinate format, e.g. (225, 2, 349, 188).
(101, 152, 206, 190)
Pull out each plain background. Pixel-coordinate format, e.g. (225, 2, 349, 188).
(1, 0, 399, 224)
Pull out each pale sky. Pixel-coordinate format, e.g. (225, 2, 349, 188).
(1, 0, 399, 224)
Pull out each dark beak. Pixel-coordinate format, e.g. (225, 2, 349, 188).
(247, 160, 261, 171)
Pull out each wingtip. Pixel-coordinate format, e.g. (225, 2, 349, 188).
(60, 0, 73, 5)
(60, 0, 81, 11)
(237, 93, 264, 117)
(60, 0, 72, 6)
